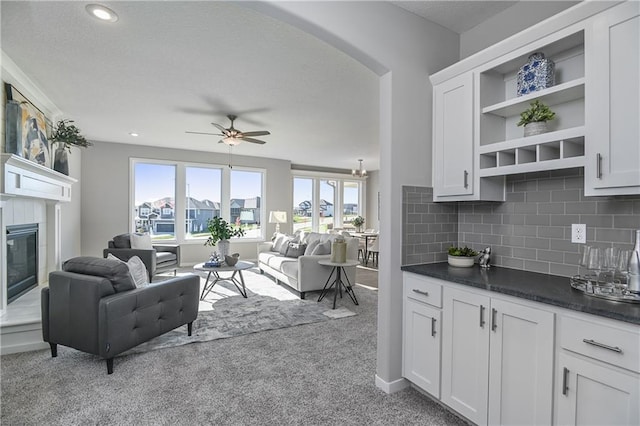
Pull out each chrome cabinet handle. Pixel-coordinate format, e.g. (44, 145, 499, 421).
(412, 289, 429, 297)
(464, 170, 469, 189)
(479, 305, 485, 328)
(596, 153, 602, 179)
(431, 317, 437, 337)
(583, 339, 623, 354)
(562, 367, 569, 396)
(491, 308, 497, 332)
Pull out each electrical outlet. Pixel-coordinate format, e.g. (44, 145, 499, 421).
(571, 224, 586, 244)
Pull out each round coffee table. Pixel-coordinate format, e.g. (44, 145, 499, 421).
(194, 260, 254, 300)
(317, 259, 359, 309)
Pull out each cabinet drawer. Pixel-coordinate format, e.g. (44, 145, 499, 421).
(404, 273, 442, 308)
(560, 315, 640, 373)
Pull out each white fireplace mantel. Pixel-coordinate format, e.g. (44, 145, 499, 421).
(1, 154, 77, 202)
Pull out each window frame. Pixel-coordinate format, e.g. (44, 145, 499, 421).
(130, 158, 266, 244)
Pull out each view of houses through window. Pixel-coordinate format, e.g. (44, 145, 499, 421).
(133, 160, 263, 241)
(293, 176, 363, 233)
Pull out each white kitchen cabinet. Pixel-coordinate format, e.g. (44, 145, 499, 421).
(557, 352, 640, 426)
(403, 298, 441, 397)
(402, 273, 442, 398)
(441, 287, 490, 424)
(556, 312, 640, 425)
(585, 1, 640, 196)
(432, 72, 474, 200)
(487, 298, 555, 426)
(441, 286, 554, 426)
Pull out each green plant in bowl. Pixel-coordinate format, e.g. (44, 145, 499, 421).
(448, 246, 479, 267)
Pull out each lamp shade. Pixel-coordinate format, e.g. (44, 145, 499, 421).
(269, 211, 287, 224)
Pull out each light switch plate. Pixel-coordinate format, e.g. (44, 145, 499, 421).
(571, 224, 586, 244)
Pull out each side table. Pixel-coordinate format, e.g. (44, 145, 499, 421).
(193, 260, 254, 300)
(317, 259, 360, 309)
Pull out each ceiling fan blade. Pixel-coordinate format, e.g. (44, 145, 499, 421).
(211, 123, 227, 133)
(240, 137, 267, 145)
(239, 131, 270, 137)
(186, 131, 224, 136)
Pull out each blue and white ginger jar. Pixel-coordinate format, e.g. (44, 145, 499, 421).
(516, 52, 555, 97)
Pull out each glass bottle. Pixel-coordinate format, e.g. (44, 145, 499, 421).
(628, 230, 640, 293)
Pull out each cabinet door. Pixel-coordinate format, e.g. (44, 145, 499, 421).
(433, 72, 474, 198)
(488, 299, 555, 426)
(557, 352, 640, 426)
(585, 1, 640, 195)
(441, 287, 490, 425)
(403, 298, 441, 397)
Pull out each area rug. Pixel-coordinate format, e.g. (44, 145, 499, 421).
(123, 267, 356, 356)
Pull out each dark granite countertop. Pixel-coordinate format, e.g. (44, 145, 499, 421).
(401, 263, 640, 326)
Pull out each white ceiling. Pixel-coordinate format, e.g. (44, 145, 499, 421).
(0, 1, 518, 172)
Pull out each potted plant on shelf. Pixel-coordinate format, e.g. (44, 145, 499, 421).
(49, 119, 92, 175)
(352, 216, 365, 232)
(204, 217, 245, 258)
(448, 246, 479, 268)
(517, 100, 556, 137)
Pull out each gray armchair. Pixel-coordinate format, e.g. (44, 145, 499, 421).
(103, 233, 179, 281)
(42, 257, 199, 374)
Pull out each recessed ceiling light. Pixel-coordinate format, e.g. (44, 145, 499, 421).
(129, 132, 139, 137)
(86, 4, 119, 23)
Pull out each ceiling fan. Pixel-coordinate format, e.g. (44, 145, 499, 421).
(186, 114, 270, 146)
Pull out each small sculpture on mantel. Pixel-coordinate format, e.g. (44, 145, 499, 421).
(479, 247, 491, 268)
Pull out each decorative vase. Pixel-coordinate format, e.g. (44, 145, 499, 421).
(524, 121, 548, 137)
(217, 239, 230, 258)
(53, 146, 69, 176)
(448, 255, 475, 268)
(516, 52, 555, 96)
(331, 239, 347, 263)
(224, 253, 240, 267)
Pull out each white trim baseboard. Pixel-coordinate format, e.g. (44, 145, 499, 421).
(375, 374, 410, 394)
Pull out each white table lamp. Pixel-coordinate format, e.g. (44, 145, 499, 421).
(269, 211, 287, 234)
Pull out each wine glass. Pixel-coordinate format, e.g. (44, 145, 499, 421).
(586, 247, 603, 288)
(602, 247, 620, 286)
(578, 245, 592, 278)
(615, 249, 631, 293)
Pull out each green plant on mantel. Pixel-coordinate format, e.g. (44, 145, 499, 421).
(448, 246, 479, 257)
(204, 217, 245, 247)
(50, 119, 92, 152)
(516, 100, 556, 127)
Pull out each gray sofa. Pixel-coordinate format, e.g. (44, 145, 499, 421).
(104, 233, 179, 281)
(42, 257, 199, 374)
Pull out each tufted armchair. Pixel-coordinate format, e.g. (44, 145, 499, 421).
(42, 257, 199, 374)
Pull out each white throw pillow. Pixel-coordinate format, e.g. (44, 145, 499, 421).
(304, 239, 320, 256)
(130, 233, 153, 250)
(311, 240, 331, 255)
(107, 254, 149, 288)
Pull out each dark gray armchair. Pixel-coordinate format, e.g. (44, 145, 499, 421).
(103, 233, 179, 281)
(42, 257, 199, 374)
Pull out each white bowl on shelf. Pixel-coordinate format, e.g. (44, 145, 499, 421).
(448, 255, 475, 268)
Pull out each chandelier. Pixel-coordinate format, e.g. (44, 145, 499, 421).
(352, 159, 367, 178)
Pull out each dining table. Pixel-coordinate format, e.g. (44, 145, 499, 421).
(351, 232, 378, 265)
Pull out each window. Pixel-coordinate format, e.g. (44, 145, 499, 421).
(132, 159, 264, 242)
(293, 175, 363, 233)
(133, 162, 176, 239)
(230, 170, 263, 239)
(185, 166, 221, 239)
(293, 177, 313, 233)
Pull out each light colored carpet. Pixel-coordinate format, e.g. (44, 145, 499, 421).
(0, 264, 466, 425)
(125, 268, 355, 355)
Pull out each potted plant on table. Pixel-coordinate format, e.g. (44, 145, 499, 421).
(448, 245, 479, 268)
(49, 119, 92, 175)
(204, 217, 245, 259)
(517, 100, 556, 137)
(352, 216, 365, 232)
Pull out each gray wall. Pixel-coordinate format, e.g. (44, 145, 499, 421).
(366, 170, 380, 230)
(402, 169, 640, 278)
(81, 141, 292, 263)
(459, 1, 579, 59)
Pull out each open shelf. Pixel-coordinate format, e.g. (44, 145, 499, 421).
(478, 126, 585, 176)
(482, 78, 585, 117)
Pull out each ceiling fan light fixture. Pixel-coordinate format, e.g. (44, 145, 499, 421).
(352, 159, 367, 178)
(222, 137, 242, 146)
(86, 4, 119, 22)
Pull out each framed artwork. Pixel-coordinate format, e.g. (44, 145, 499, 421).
(4, 83, 51, 168)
